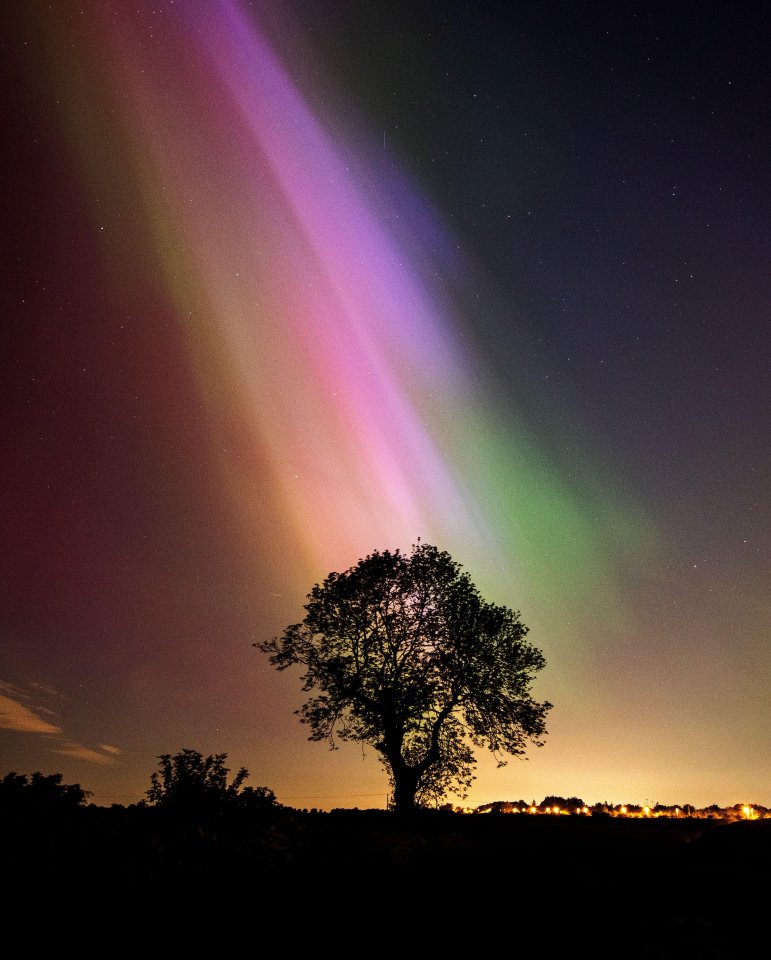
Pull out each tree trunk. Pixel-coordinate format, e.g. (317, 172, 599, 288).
(391, 767, 420, 813)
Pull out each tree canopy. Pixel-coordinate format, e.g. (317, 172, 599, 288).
(146, 748, 278, 814)
(257, 542, 552, 812)
(0, 771, 90, 814)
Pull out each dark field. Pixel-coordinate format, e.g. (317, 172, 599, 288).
(6, 806, 767, 957)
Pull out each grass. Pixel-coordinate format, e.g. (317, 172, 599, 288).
(4, 804, 767, 957)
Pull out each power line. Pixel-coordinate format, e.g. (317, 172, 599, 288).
(278, 792, 385, 800)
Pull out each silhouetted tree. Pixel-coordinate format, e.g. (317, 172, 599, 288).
(0, 771, 90, 813)
(238, 785, 281, 811)
(541, 794, 586, 812)
(146, 748, 249, 814)
(396, 714, 477, 809)
(257, 542, 551, 812)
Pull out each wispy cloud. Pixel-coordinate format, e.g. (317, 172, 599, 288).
(27, 680, 63, 698)
(0, 693, 62, 734)
(52, 742, 117, 765)
(0, 679, 120, 765)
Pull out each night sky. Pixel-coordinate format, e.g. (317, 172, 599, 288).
(2, 0, 769, 810)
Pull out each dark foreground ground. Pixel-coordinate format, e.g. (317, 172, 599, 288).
(5, 805, 768, 957)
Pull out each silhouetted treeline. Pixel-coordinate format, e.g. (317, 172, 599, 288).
(4, 763, 768, 958)
(472, 795, 769, 819)
(2, 784, 768, 957)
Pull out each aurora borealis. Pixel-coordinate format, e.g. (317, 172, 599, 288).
(2, 1, 769, 809)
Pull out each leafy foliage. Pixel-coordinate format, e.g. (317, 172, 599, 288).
(239, 784, 281, 811)
(146, 748, 251, 813)
(0, 771, 91, 813)
(257, 542, 551, 811)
